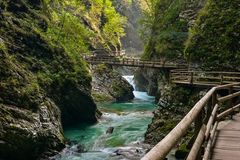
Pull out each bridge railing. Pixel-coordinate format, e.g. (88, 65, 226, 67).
(142, 83, 240, 160)
(170, 70, 240, 85)
(85, 56, 188, 68)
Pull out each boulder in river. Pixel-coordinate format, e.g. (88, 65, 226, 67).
(106, 127, 114, 134)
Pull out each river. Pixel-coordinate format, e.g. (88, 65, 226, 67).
(53, 75, 157, 160)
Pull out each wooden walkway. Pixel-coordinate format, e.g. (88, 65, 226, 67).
(171, 70, 240, 87)
(86, 56, 240, 86)
(141, 83, 240, 160)
(211, 114, 240, 160)
(85, 56, 188, 69)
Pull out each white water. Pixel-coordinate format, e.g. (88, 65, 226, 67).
(123, 75, 151, 101)
(53, 75, 156, 160)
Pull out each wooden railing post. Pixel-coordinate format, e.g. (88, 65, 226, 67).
(195, 110, 203, 135)
(194, 110, 204, 160)
(190, 72, 194, 84)
(205, 98, 213, 124)
(212, 92, 217, 107)
(229, 87, 234, 119)
(220, 74, 224, 84)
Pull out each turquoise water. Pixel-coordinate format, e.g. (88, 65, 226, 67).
(54, 76, 157, 160)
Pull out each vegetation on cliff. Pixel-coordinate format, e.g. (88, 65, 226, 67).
(0, 0, 127, 159)
(185, 0, 240, 70)
(43, 0, 126, 52)
(142, 0, 239, 70)
(141, 0, 204, 61)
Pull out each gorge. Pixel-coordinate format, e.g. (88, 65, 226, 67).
(0, 0, 239, 160)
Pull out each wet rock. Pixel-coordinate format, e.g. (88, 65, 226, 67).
(76, 144, 85, 153)
(0, 102, 65, 160)
(92, 64, 134, 102)
(113, 147, 146, 160)
(106, 127, 114, 134)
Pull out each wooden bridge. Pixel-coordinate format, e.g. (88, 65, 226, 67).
(85, 56, 188, 69)
(142, 83, 240, 160)
(86, 55, 240, 86)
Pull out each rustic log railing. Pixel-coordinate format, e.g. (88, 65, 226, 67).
(142, 83, 240, 160)
(85, 56, 188, 69)
(170, 70, 240, 86)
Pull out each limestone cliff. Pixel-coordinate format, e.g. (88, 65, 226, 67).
(92, 64, 134, 102)
(0, 0, 97, 159)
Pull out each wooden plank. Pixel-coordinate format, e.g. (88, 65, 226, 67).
(211, 114, 240, 160)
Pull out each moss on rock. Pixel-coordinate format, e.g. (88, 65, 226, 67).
(92, 64, 134, 102)
(185, 0, 240, 70)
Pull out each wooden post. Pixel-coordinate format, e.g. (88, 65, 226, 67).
(194, 110, 203, 160)
(205, 98, 212, 124)
(220, 74, 224, 84)
(195, 110, 203, 136)
(212, 92, 217, 107)
(229, 87, 234, 119)
(190, 72, 194, 84)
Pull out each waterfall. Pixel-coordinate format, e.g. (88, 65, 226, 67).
(122, 75, 135, 89)
(122, 75, 154, 101)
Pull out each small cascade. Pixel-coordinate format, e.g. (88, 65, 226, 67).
(123, 75, 154, 101)
(122, 75, 135, 89)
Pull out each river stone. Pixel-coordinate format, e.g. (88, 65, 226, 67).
(106, 127, 114, 134)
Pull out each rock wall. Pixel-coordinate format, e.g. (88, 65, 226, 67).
(0, 0, 98, 159)
(91, 64, 134, 102)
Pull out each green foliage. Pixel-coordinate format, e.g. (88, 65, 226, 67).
(94, 64, 108, 74)
(42, 0, 126, 52)
(0, 0, 127, 112)
(141, 0, 190, 61)
(184, 0, 240, 70)
(0, 41, 7, 53)
(92, 92, 112, 102)
(138, 0, 158, 43)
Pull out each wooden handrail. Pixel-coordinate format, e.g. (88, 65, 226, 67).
(142, 83, 240, 160)
(142, 87, 216, 160)
(171, 70, 240, 86)
(85, 56, 188, 69)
